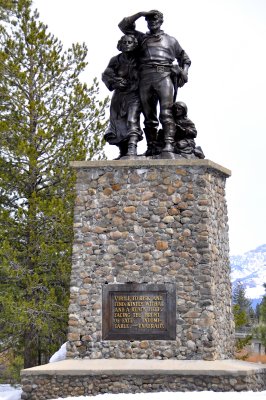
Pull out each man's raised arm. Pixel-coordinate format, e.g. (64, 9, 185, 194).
(118, 11, 155, 33)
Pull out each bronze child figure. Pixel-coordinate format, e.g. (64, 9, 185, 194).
(172, 101, 204, 159)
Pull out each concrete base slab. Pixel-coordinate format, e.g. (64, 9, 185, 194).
(21, 358, 265, 376)
(21, 359, 266, 399)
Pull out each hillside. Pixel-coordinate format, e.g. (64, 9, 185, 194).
(230, 244, 266, 307)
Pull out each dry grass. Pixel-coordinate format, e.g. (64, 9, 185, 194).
(245, 353, 266, 364)
(235, 348, 266, 363)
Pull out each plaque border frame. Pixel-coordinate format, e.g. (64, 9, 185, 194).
(102, 283, 176, 340)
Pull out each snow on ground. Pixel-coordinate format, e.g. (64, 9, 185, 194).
(1, 385, 266, 400)
(0, 385, 22, 400)
(51, 393, 266, 400)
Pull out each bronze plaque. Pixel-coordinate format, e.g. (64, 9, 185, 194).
(102, 283, 176, 340)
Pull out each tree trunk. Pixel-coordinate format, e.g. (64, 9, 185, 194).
(23, 329, 38, 368)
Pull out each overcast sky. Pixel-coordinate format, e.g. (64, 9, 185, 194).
(32, 0, 266, 256)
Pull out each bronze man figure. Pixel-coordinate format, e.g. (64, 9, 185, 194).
(119, 10, 191, 155)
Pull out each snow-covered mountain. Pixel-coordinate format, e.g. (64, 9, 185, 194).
(230, 244, 266, 308)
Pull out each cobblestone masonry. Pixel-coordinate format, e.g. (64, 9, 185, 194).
(21, 367, 266, 400)
(67, 159, 235, 361)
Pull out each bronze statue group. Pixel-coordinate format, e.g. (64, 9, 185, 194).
(102, 10, 204, 159)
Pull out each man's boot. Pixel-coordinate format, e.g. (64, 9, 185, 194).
(126, 133, 139, 156)
(162, 125, 176, 153)
(163, 141, 175, 152)
(144, 128, 157, 156)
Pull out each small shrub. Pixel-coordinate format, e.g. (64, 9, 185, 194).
(0, 352, 23, 384)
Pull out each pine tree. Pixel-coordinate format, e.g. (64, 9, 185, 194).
(233, 304, 249, 329)
(232, 282, 254, 355)
(259, 283, 266, 323)
(232, 282, 252, 329)
(233, 282, 252, 311)
(255, 303, 261, 324)
(0, 0, 108, 369)
(253, 284, 266, 354)
(0, 0, 18, 21)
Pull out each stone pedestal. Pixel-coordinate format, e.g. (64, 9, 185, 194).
(68, 159, 234, 360)
(21, 159, 266, 399)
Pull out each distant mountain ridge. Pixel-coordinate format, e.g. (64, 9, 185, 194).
(230, 244, 266, 308)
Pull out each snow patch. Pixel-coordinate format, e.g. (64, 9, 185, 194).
(49, 342, 67, 363)
(0, 385, 22, 400)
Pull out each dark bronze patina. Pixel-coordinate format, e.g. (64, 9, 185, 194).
(102, 283, 176, 340)
(102, 35, 143, 158)
(102, 10, 205, 159)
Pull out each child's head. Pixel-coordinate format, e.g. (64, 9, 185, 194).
(117, 35, 138, 52)
(173, 101, 188, 119)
